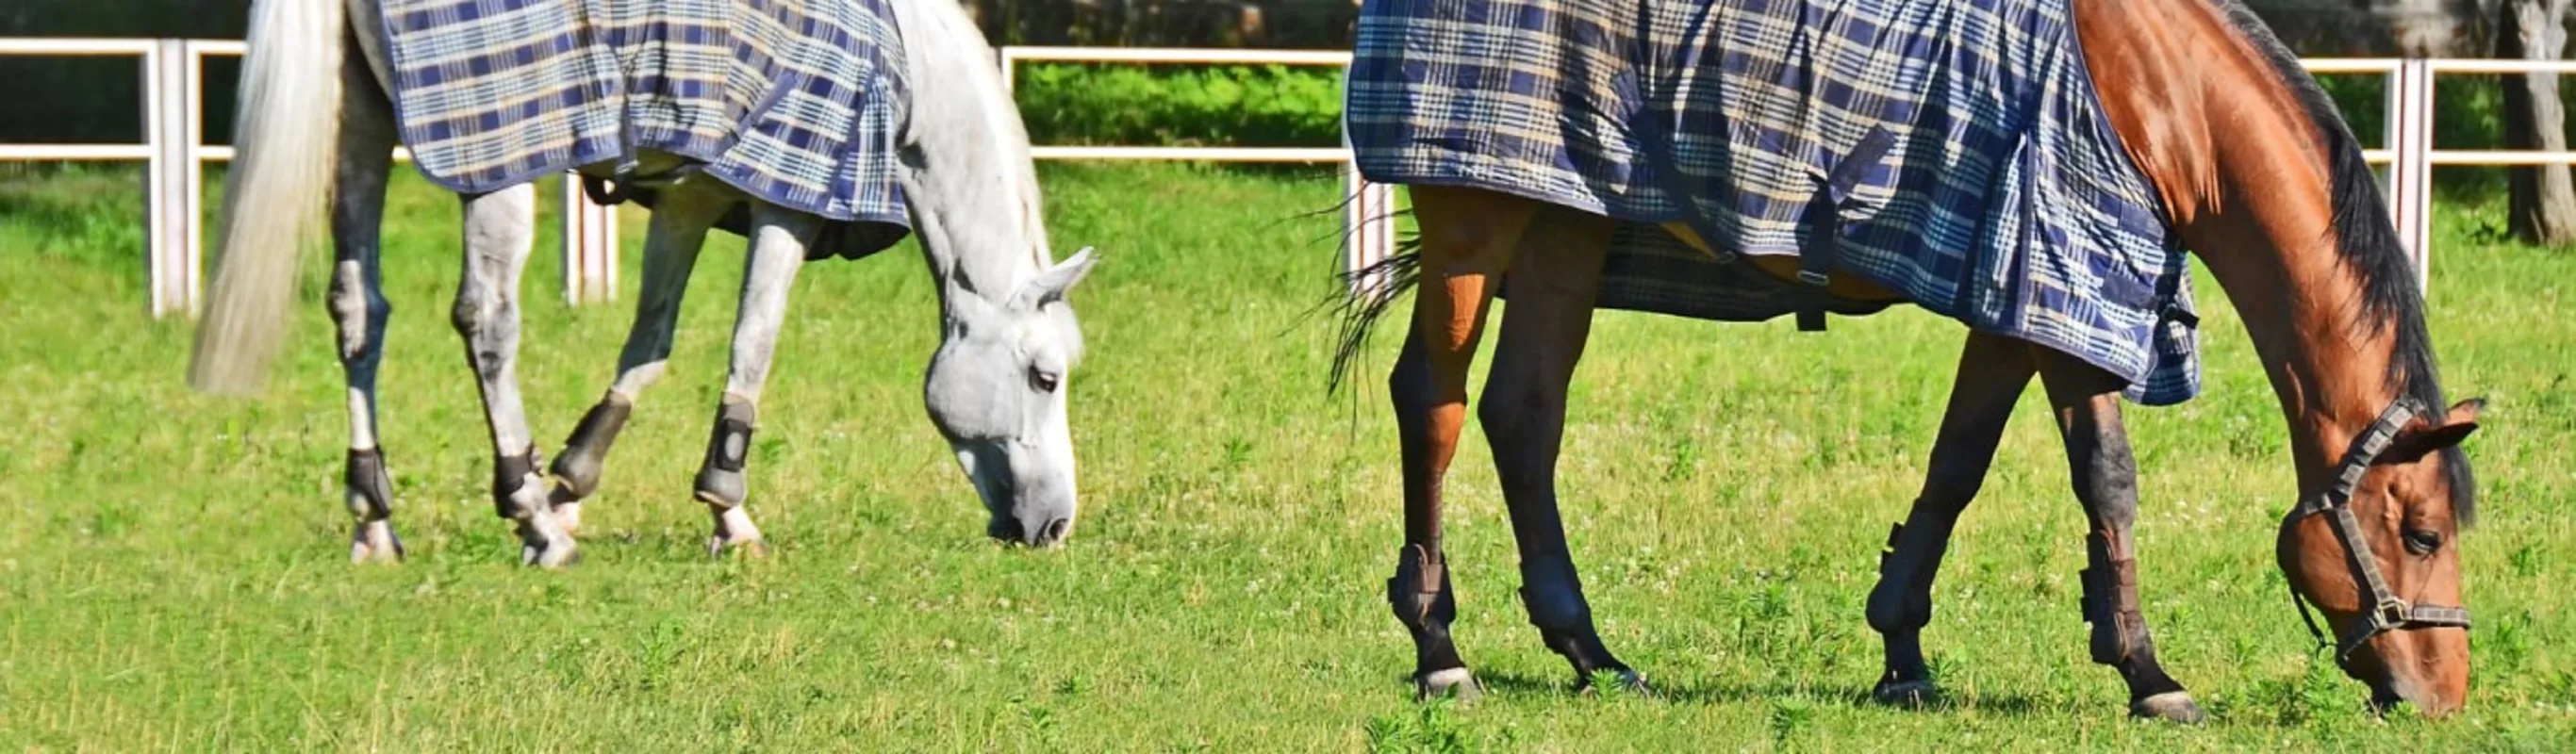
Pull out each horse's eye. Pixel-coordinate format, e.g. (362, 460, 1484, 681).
(2403, 529, 2442, 555)
(1029, 367, 1060, 393)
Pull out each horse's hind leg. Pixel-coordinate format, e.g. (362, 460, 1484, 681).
(1384, 185, 1543, 700)
(546, 188, 725, 533)
(1478, 206, 1646, 693)
(695, 199, 821, 558)
(1866, 331, 2033, 705)
(451, 184, 572, 566)
(329, 57, 401, 564)
(2032, 348, 2204, 723)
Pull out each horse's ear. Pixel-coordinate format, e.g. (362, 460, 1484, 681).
(1010, 247, 1098, 311)
(2382, 398, 2485, 465)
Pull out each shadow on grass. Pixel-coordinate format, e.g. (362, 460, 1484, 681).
(1453, 668, 2057, 718)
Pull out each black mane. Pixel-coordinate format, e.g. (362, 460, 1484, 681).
(2212, 0, 2476, 524)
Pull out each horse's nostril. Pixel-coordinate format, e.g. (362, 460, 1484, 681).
(1039, 517, 1071, 546)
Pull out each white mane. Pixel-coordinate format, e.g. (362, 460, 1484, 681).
(888, 0, 1057, 297)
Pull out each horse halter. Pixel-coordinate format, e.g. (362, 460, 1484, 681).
(2287, 399, 2472, 661)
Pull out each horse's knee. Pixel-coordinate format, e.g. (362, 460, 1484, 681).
(327, 265, 390, 358)
(1387, 339, 1434, 418)
(1920, 472, 1984, 511)
(1476, 380, 1551, 471)
(449, 292, 487, 339)
(2065, 421, 2141, 527)
(1478, 369, 1562, 456)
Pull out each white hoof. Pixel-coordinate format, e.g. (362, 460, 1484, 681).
(349, 520, 404, 565)
(706, 507, 767, 559)
(352, 520, 403, 564)
(1414, 667, 1481, 702)
(2131, 691, 2207, 724)
(514, 515, 578, 568)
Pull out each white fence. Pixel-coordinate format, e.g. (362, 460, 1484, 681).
(7, 39, 2576, 318)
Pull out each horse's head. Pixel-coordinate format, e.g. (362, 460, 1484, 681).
(923, 248, 1097, 548)
(2276, 398, 2482, 716)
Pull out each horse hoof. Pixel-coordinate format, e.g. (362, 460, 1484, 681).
(1414, 667, 1481, 702)
(2130, 692, 2207, 724)
(350, 521, 404, 565)
(1873, 680, 1940, 709)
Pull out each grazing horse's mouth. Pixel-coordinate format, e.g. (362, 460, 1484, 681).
(987, 516, 1071, 548)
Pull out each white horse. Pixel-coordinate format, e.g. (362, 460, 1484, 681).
(188, 0, 1097, 566)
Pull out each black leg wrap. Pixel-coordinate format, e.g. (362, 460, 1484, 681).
(492, 446, 542, 519)
(1866, 521, 1927, 634)
(345, 448, 395, 518)
(1388, 544, 1457, 631)
(693, 397, 755, 508)
(551, 394, 633, 499)
(1388, 545, 1465, 671)
(2080, 532, 2141, 665)
(1517, 558, 1596, 635)
(1520, 556, 1629, 680)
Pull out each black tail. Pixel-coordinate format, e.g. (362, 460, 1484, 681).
(1321, 216, 1424, 396)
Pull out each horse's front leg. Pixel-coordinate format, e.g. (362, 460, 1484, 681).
(1867, 331, 2033, 704)
(328, 59, 402, 564)
(450, 184, 570, 566)
(2033, 349, 2204, 723)
(546, 187, 725, 533)
(1385, 186, 1541, 700)
(1478, 206, 1642, 693)
(694, 199, 822, 558)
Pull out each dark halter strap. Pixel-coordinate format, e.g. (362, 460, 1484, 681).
(2286, 399, 2472, 661)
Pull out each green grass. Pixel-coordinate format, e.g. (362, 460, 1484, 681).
(2, 162, 2571, 750)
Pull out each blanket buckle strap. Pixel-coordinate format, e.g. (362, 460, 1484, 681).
(1796, 125, 1897, 333)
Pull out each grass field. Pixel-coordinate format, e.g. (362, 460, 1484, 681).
(1, 162, 2571, 750)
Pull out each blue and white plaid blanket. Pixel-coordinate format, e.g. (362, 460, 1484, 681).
(1347, 0, 2203, 404)
(376, 0, 913, 257)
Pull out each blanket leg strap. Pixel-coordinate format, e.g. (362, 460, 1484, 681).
(1796, 126, 1899, 333)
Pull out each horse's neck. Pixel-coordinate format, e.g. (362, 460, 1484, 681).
(2074, 0, 2409, 488)
(891, 0, 1050, 309)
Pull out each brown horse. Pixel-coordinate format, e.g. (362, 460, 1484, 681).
(1331, 0, 2484, 720)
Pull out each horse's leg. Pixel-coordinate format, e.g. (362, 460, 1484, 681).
(329, 59, 401, 564)
(1384, 186, 1543, 700)
(546, 188, 725, 533)
(2031, 348, 2204, 723)
(1478, 207, 1643, 693)
(450, 184, 570, 566)
(695, 199, 821, 557)
(1866, 330, 2035, 705)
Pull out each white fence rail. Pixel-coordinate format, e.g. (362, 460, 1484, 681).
(6, 39, 2572, 317)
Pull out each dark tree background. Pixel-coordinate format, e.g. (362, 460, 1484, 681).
(7, 0, 2570, 243)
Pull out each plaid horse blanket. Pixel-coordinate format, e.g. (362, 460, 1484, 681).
(375, 0, 913, 259)
(1346, 0, 2204, 404)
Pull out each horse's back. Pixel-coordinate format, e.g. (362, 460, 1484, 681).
(1349, 0, 2204, 405)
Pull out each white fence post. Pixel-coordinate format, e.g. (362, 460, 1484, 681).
(144, 39, 203, 318)
(1341, 153, 1395, 302)
(2388, 58, 2436, 293)
(560, 176, 618, 304)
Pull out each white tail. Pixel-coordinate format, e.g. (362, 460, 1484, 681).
(187, 0, 348, 394)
